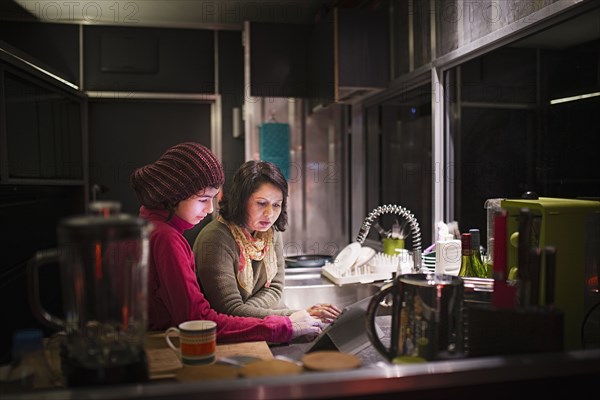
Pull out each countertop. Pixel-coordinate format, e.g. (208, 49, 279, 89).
(4, 315, 600, 400)
(4, 273, 598, 399)
(5, 349, 600, 399)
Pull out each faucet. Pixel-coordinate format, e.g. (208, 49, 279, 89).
(356, 204, 423, 272)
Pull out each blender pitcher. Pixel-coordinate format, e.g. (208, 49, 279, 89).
(28, 214, 151, 386)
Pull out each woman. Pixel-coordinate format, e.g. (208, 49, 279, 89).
(193, 160, 340, 322)
(130, 142, 322, 343)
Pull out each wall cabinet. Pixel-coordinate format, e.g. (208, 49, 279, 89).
(84, 26, 215, 93)
(1, 63, 84, 183)
(0, 54, 86, 363)
(334, 6, 389, 102)
(248, 22, 312, 98)
(248, 5, 389, 104)
(0, 21, 79, 85)
(310, 5, 390, 104)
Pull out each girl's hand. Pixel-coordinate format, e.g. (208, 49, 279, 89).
(289, 310, 323, 341)
(307, 303, 342, 323)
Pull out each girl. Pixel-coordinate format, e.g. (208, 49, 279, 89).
(130, 142, 321, 343)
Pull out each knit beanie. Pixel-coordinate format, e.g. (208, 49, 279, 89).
(130, 142, 224, 209)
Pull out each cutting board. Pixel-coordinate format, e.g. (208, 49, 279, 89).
(145, 332, 273, 379)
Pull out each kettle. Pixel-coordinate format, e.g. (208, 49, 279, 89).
(28, 213, 151, 386)
(365, 273, 465, 362)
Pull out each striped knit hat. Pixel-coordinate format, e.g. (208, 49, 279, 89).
(130, 142, 224, 209)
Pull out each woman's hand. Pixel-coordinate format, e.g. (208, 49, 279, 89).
(289, 310, 323, 341)
(307, 303, 342, 323)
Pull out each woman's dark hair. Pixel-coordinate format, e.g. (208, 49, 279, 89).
(219, 160, 288, 231)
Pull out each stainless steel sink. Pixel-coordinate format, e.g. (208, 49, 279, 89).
(283, 267, 385, 310)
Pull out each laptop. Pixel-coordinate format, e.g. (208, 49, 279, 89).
(304, 295, 384, 355)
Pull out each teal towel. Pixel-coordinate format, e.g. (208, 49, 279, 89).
(259, 122, 290, 180)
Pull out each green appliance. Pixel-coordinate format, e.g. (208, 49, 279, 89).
(501, 197, 600, 350)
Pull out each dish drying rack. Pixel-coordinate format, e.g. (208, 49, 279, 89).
(322, 204, 422, 286)
(322, 252, 400, 285)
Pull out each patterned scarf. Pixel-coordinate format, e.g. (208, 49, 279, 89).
(217, 215, 277, 294)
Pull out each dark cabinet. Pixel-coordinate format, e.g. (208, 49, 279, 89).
(0, 59, 86, 362)
(0, 21, 79, 85)
(247, 5, 389, 103)
(84, 26, 215, 93)
(1, 66, 84, 182)
(310, 5, 389, 104)
(248, 22, 312, 98)
(336, 6, 389, 100)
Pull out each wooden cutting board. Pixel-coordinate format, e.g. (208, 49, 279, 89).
(301, 351, 361, 371)
(145, 332, 273, 379)
(216, 341, 274, 361)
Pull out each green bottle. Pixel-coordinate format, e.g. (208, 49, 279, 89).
(458, 233, 478, 277)
(469, 229, 488, 278)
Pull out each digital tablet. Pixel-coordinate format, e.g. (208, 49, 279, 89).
(304, 295, 384, 355)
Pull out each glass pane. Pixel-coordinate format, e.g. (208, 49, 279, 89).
(5, 72, 40, 178)
(4, 71, 83, 180)
(446, 37, 600, 252)
(456, 107, 535, 234)
(304, 104, 347, 255)
(365, 83, 433, 249)
(542, 97, 600, 196)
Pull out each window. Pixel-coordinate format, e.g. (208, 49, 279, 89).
(3, 68, 83, 182)
(365, 82, 433, 249)
(445, 35, 600, 245)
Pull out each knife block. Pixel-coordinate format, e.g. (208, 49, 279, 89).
(466, 304, 564, 357)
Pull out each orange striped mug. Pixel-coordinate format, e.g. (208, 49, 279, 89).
(165, 320, 217, 365)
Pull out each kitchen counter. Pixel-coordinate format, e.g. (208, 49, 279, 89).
(4, 313, 600, 400)
(4, 346, 599, 399)
(4, 273, 599, 399)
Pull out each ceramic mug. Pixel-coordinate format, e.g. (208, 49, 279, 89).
(165, 320, 217, 365)
(366, 273, 465, 362)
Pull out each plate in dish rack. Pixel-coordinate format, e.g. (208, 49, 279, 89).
(333, 242, 361, 275)
(353, 246, 376, 269)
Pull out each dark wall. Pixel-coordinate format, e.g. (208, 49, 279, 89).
(88, 101, 213, 215)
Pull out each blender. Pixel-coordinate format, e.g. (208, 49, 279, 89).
(28, 213, 151, 386)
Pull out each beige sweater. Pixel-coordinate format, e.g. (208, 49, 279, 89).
(193, 218, 296, 318)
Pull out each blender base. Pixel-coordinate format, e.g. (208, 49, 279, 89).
(60, 344, 149, 387)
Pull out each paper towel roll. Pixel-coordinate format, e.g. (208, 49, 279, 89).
(435, 239, 461, 274)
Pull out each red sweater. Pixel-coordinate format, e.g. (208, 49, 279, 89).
(141, 207, 292, 343)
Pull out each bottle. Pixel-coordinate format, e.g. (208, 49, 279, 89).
(435, 228, 461, 275)
(469, 229, 487, 278)
(483, 237, 494, 278)
(7, 329, 58, 391)
(458, 233, 478, 277)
